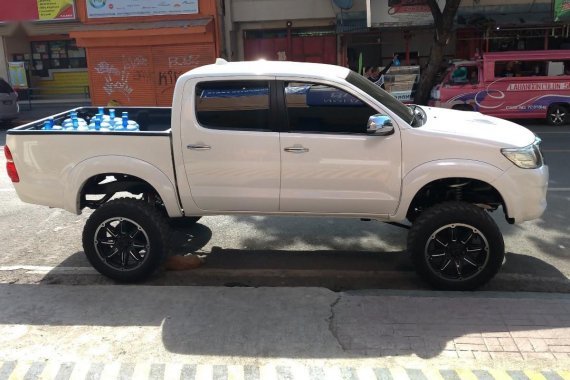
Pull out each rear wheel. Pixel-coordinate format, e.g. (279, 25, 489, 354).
(547, 104, 569, 126)
(82, 198, 170, 282)
(408, 201, 504, 290)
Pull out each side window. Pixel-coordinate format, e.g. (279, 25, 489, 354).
(284, 82, 377, 134)
(450, 66, 477, 85)
(195, 80, 270, 131)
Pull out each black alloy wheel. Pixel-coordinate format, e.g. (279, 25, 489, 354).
(408, 201, 504, 290)
(547, 104, 568, 126)
(83, 198, 170, 282)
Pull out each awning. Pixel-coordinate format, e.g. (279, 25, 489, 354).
(70, 18, 214, 48)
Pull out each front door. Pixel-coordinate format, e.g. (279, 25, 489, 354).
(181, 78, 280, 212)
(278, 80, 402, 215)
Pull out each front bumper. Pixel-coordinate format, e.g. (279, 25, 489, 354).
(494, 164, 549, 223)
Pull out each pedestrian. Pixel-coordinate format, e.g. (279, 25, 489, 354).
(368, 54, 399, 90)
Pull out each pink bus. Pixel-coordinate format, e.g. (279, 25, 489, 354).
(428, 50, 570, 125)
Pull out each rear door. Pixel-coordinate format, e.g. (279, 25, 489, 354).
(277, 79, 402, 215)
(180, 77, 281, 212)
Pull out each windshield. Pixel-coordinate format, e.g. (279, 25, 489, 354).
(346, 71, 414, 124)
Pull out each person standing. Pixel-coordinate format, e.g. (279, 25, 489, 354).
(369, 54, 399, 90)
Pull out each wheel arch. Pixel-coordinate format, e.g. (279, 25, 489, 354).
(393, 160, 508, 222)
(63, 156, 183, 217)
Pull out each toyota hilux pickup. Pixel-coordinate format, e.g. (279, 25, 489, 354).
(4, 59, 548, 290)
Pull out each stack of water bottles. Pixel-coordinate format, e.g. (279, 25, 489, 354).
(41, 107, 140, 132)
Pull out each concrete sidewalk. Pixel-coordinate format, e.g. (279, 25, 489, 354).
(0, 285, 568, 379)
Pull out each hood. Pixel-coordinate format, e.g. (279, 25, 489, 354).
(419, 106, 536, 148)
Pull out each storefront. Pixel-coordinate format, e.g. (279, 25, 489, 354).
(0, 1, 89, 99)
(70, 0, 220, 106)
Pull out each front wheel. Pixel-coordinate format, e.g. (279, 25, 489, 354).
(82, 198, 170, 282)
(407, 201, 504, 290)
(547, 104, 569, 126)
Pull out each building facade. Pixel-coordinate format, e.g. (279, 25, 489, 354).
(0, 0, 221, 106)
(1, 0, 568, 105)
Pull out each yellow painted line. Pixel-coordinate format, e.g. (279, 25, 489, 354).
(523, 370, 547, 380)
(131, 362, 150, 380)
(38, 361, 61, 380)
(196, 364, 214, 380)
(422, 368, 446, 380)
(164, 363, 183, 380)
(457, 368, 479, 380)
(7, 361, 31, 380)
(357, 367, 378, 380)
(488, 369, 513, 380)
(556, 370, 570, 380)
(289, 364, 310, 380)
(323, 366, 342, 380)
(68, 361, 91, 380)
(98, 361, 120, 380)
(390, 367, 411, 380)
(227, 364, 245, 380)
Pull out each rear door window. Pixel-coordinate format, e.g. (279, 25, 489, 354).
(195, 80, 271, 131)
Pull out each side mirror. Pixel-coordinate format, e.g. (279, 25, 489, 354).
(367, 114, 394, 136)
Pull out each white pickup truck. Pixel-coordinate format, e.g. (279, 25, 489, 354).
(5, 59, 548, 290)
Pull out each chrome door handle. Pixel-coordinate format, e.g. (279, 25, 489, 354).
(284, 146, 309, 153)
(187, 144, 211, 151)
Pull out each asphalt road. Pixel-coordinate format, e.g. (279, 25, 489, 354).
(0, 111, 569, 292)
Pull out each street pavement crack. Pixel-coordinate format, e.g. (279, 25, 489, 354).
(328, 294, 348, 351)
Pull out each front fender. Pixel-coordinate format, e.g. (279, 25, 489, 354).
(63, 155, 183, 217)
(391, 159, 505, 221)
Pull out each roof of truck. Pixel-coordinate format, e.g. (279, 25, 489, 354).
(182, 59, 352, 80)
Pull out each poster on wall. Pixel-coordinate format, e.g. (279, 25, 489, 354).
(554, 0, 570, 22)
(8, 62, 28, 89)
(0, 0, 75, 21)
(367, 0, 445, 27)
(86, 0, 199, 18)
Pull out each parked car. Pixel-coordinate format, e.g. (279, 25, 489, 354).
(429, 50, 570, 126)
(0, 78, 19, 124)
(4, 59, 548, 290)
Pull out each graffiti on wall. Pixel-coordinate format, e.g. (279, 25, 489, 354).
(157, 54, 200, 95)
(94, 56, 149, 100)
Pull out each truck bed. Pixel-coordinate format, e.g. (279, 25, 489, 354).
(6, 107, 178, 215)
(9, 107, 172, 133)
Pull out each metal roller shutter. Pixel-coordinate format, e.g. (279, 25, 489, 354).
(151, 44, 216, 106)
(88, 44, 216, 106)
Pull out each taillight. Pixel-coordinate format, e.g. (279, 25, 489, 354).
(4, 146, 19, 183)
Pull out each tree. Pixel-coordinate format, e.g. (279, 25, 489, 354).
(413, 0, 462, 105)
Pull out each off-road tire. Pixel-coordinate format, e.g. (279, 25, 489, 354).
(82, 198, 170, 282)
(407, 201, 504, 290)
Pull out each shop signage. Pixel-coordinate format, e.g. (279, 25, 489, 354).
(554, 0, 570, 22)
(367, 0, 445, 27)
(87, 0, 199, 18)
(8, 62, 28, 89)
(0, 0, 75, 21)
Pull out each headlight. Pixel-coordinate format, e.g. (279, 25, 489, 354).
(501, 137, 543, 169)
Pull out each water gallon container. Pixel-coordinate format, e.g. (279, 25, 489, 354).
(63, 112, 87, 131)
(42, 120, 52, 130)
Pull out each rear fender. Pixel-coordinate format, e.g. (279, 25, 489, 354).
(63, 156, 182, 217)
